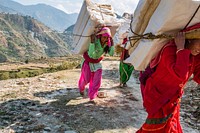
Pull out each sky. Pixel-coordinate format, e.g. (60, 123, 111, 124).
(12, 0, 139, 15)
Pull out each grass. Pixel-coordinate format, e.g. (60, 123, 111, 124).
(0, 57, 82, 80)
(0, 56, 119, 80)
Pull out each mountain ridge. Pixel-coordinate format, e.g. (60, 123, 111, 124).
(0, 0, 78, 32)
(0, 13, 71, 62)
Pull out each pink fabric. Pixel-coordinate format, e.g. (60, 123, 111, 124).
(88, 69, 102, 100)
(97, 27, 112, 37)
(96, 27, 112, 47)
(83, 52, 103, 63)
(79, 61, 91, 93)
(78, 61, 102, 100)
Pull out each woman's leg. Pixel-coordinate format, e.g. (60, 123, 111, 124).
(78, 61, 91, 94)
(136, 104, 182, 133)
(88, 69, 102, 100)
(119, 62, 134, 85)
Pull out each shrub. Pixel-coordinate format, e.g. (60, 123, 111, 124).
(0, 72, 10, 80)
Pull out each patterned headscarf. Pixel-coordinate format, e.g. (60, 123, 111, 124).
(96, 27, 112, 47)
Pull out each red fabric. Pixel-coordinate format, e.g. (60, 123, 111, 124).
(120, 38, 129, 60)
(150, 42, 174, 68)
(137, 22, 200, 133)
(193, 53, 200, 83)
(182, 22, 200, 32)
(83, 52, 103, 63)
(150, 22, 200, 69)
(136, 104, 182, 133)
(143, 42, 192, 115)
(137, 41, 200, 133)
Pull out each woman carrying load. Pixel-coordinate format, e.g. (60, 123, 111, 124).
(119, 37, 134, 87)
(78, 27, 114, 102)
(137, 22, 200, 133)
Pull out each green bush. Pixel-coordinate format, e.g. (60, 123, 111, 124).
(0, 58, 82, 80)
(0, 72, 10, 80)
(25, 59, 29, 64)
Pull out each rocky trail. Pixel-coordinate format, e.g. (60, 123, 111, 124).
(0, 60, 199, 133)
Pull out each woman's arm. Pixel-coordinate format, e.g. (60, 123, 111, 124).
(162, 33, 191, 80)
(108, 46, 114, 56)
(108, 38, 114, 56)
(162, 44, 191, 81)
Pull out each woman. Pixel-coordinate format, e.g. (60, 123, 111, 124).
(78, 27, 114, 101)
(137, 23, 200, 133)
(119, 37, 134, 87)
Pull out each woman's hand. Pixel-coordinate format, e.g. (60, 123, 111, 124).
(90, 34, 96, 43)
(110, 38, 114, 46)
(175, 32, 185, 50)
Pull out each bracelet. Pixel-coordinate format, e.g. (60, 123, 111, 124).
(176, 49, 184, 54)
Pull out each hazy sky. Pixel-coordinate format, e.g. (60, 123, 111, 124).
(12, 0, 139, 15)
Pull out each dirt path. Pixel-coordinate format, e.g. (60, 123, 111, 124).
(0, 60, 199, 133)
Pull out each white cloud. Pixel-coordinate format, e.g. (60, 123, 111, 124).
(12, 0, 139, 15)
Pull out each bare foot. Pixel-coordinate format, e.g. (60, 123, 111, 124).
(88, 100, 96, 104)
(80, 91, 84, 97)
(123, 83, 127, 87)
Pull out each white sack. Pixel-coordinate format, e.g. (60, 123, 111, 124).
(114, 17, 131, 48)
(72, 0, 121, 54)
(125, 0, 200, 70)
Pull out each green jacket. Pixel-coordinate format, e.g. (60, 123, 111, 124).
(83, 39, 114, 72)
(88, 39, 114, 59)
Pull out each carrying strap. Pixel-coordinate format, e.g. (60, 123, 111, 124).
(183, 4, 200, 30)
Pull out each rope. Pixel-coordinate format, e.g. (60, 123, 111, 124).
(130, 14, 140, 36)
(128, 4, 200, 48)
(183, 4, 200, 30)
(72, 34, 90, 37)
(128, 32, 173, 47)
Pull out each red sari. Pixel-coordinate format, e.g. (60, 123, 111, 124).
(137, 24, 200, 132)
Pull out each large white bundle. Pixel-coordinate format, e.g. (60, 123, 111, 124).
(72, 0, 121, 54)
(124, 0, 200, 70)
(114, 13, 131, 47)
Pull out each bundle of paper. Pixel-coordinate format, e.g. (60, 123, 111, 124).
(125, 0, 200, 70)
(72, 0, 121, 54)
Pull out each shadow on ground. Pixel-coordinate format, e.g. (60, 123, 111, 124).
(0, 86, 141, 133)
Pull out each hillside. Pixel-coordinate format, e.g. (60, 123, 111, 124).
(0, 0, 78, 32)
(0, 13, 71, 63)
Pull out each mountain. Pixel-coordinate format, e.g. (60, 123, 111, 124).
(0, 0, 78, 32)
(0, 5, 17, 14)
(0, 13, 71, 63)
(64, 24, 75, 33)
